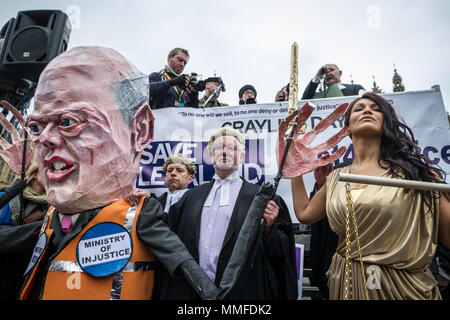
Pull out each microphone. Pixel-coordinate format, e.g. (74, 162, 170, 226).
(322, 66, 328, 98)
(322, 66, 328, 79)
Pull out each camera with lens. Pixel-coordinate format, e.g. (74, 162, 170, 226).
(188, 73, 206, 92)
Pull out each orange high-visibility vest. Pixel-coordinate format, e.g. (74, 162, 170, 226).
(20, 198, 155, 300)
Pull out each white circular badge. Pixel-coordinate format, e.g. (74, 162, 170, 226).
(76, 222, 133, 277)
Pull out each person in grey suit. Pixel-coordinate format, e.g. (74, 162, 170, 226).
(302, 64, 365, 99)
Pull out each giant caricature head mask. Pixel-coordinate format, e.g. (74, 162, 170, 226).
(28, 46, 154, 213)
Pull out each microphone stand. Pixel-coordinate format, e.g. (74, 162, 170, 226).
(322, 67, 328, 98)
(203, 84, 223, 107)
(20, 131, 27, 224)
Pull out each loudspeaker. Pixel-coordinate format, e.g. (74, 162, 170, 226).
(0, 18, 17, 91)
(0, 10, 71, 82)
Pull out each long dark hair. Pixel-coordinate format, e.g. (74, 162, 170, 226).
(344, 92, 447, 209)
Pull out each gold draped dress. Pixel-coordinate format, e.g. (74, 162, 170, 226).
(325, 166, 441, 300)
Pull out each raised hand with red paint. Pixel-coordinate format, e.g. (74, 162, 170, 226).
(276, 102, 349, 178)
(0, 100, 34, 174)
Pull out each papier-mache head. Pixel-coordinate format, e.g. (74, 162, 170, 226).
(28, 46, 154, 213)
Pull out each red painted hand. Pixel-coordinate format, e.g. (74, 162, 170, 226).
(277, 102, 349, 178)
(0, 100, 33, 174)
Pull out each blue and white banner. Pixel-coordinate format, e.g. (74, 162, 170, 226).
(137, 88, 450, 223)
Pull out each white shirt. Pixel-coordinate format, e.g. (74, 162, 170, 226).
(203, 171, 241, 207)
(164, 189, 188, 212)
(199, 170, 243, 281)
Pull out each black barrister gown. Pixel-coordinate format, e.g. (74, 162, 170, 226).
(158, 178, 298, 300)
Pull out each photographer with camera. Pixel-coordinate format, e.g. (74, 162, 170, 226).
(301, 63, 365, 99)
(198, 77, 228, 108)
(149, 47, 199, 109)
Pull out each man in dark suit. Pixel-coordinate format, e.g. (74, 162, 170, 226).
(159, 127, 298, 300)
(302, 64, 365, 99)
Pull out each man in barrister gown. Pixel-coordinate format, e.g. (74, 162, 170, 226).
(158, 127, 298, 299)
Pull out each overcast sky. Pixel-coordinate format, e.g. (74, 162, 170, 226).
(1, 0, 449, 113)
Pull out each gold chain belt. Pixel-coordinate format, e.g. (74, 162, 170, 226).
(344, 182, 370, 300)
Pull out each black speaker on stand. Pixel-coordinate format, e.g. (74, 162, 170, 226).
(0, 9, 71, 148)
(0, 10, 71, 83)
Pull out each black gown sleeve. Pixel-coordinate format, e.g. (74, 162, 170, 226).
(0, 221, 41, 300)
(263, 195, 298, 299)
(135, 196, 218, 299)
(135, 197, 193, 275)
(301, 80, 319, 100)
(0, 221, 41, 253)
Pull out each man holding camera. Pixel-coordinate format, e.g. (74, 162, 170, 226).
(301, 64, 365, 99)
(198, 77, 228, 108)
(149, 48, 199, 109)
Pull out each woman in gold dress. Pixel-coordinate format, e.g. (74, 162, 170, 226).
(290, 92, 450, 299)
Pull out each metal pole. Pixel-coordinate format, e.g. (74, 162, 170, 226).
(337, 173, 450, 192)
(203, 84, 223, 107)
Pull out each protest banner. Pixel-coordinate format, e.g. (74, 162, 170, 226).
(137, 88, 450, 224)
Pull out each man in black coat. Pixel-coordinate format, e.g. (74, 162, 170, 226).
(302, 64, 365, 100)
(158, 127, 298, 300)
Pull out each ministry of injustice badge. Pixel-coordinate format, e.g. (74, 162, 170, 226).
(77, 222, 133, 277)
